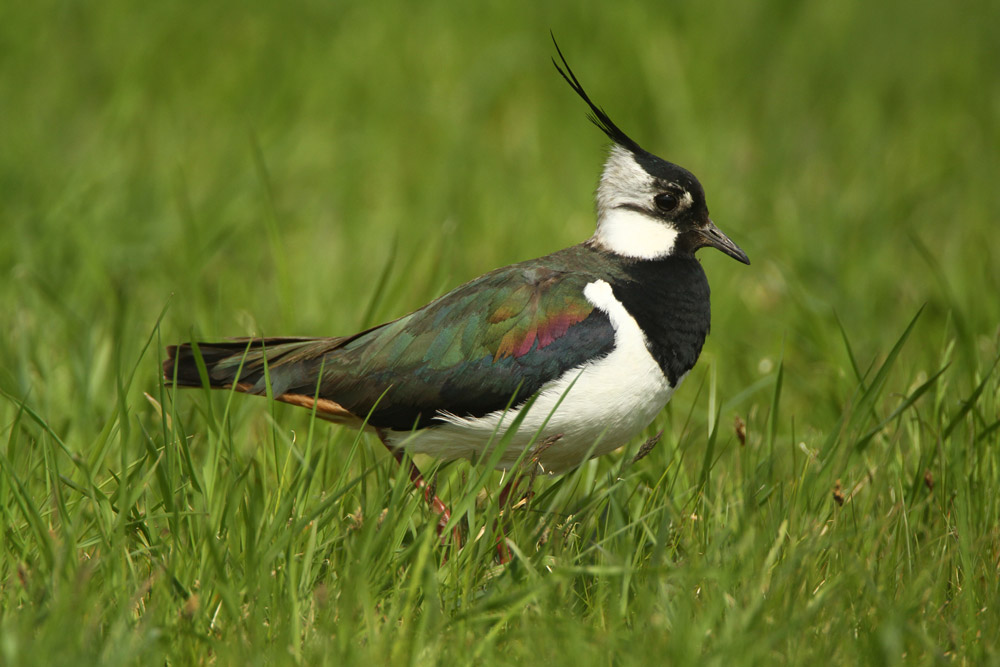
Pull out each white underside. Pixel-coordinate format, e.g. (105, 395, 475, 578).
(383, 279, 682, 473)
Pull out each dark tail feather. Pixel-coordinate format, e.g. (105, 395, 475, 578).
(163, 337, 339, 396)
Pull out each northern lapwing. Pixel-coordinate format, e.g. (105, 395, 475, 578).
(164, 42, 749, 547)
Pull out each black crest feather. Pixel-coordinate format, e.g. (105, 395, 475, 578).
(551, 33, 642, 154)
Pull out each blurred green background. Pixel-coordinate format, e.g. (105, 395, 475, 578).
(1, 0, 998, 664)
(3, 1, 998, 396)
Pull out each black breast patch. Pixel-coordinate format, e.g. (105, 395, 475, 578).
(609, 256, 712, 385)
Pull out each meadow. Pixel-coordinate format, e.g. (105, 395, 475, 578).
(1, 1, 998, 664)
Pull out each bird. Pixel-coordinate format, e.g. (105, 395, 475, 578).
(164, 41, 749, 540)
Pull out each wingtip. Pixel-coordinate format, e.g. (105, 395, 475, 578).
(162, 344, 179, 382)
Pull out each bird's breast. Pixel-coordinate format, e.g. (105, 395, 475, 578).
(610, 256, 712, 385)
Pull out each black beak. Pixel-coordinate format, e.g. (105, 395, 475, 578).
(698, 220, 750, 265)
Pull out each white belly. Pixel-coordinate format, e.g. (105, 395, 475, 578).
(384, 279, 681, 473)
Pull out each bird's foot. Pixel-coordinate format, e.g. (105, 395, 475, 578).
(494, 434, 562, 563)
(379, 434, 462, 550)
(420, 473, 462, 549)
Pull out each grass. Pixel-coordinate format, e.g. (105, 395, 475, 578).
(1, 0, 998, 664)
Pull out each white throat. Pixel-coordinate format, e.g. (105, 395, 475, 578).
(592, 208, 678, 259)
(592, 145, 680, 260)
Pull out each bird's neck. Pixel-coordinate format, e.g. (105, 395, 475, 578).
(591, 207, 678, 260)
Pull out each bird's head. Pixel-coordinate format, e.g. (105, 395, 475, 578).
(553, 41, 750, 265)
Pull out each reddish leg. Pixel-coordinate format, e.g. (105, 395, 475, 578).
(494, 475, 523, 563)
(495, 474, 542, 563)
(378, 434, 462, 549)
(495, 434, 559, 563)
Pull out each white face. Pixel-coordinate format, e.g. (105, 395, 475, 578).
(591, 146, 698, 260)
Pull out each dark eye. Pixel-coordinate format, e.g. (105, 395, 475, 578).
(654, 192, 679, 213)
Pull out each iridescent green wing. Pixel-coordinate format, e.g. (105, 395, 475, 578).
(317, 260, 615, 429)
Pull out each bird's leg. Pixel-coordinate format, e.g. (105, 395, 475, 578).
(377, 433, 461, 548)
(494, 433, 562, 563)
(495, 474, 523, 563)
